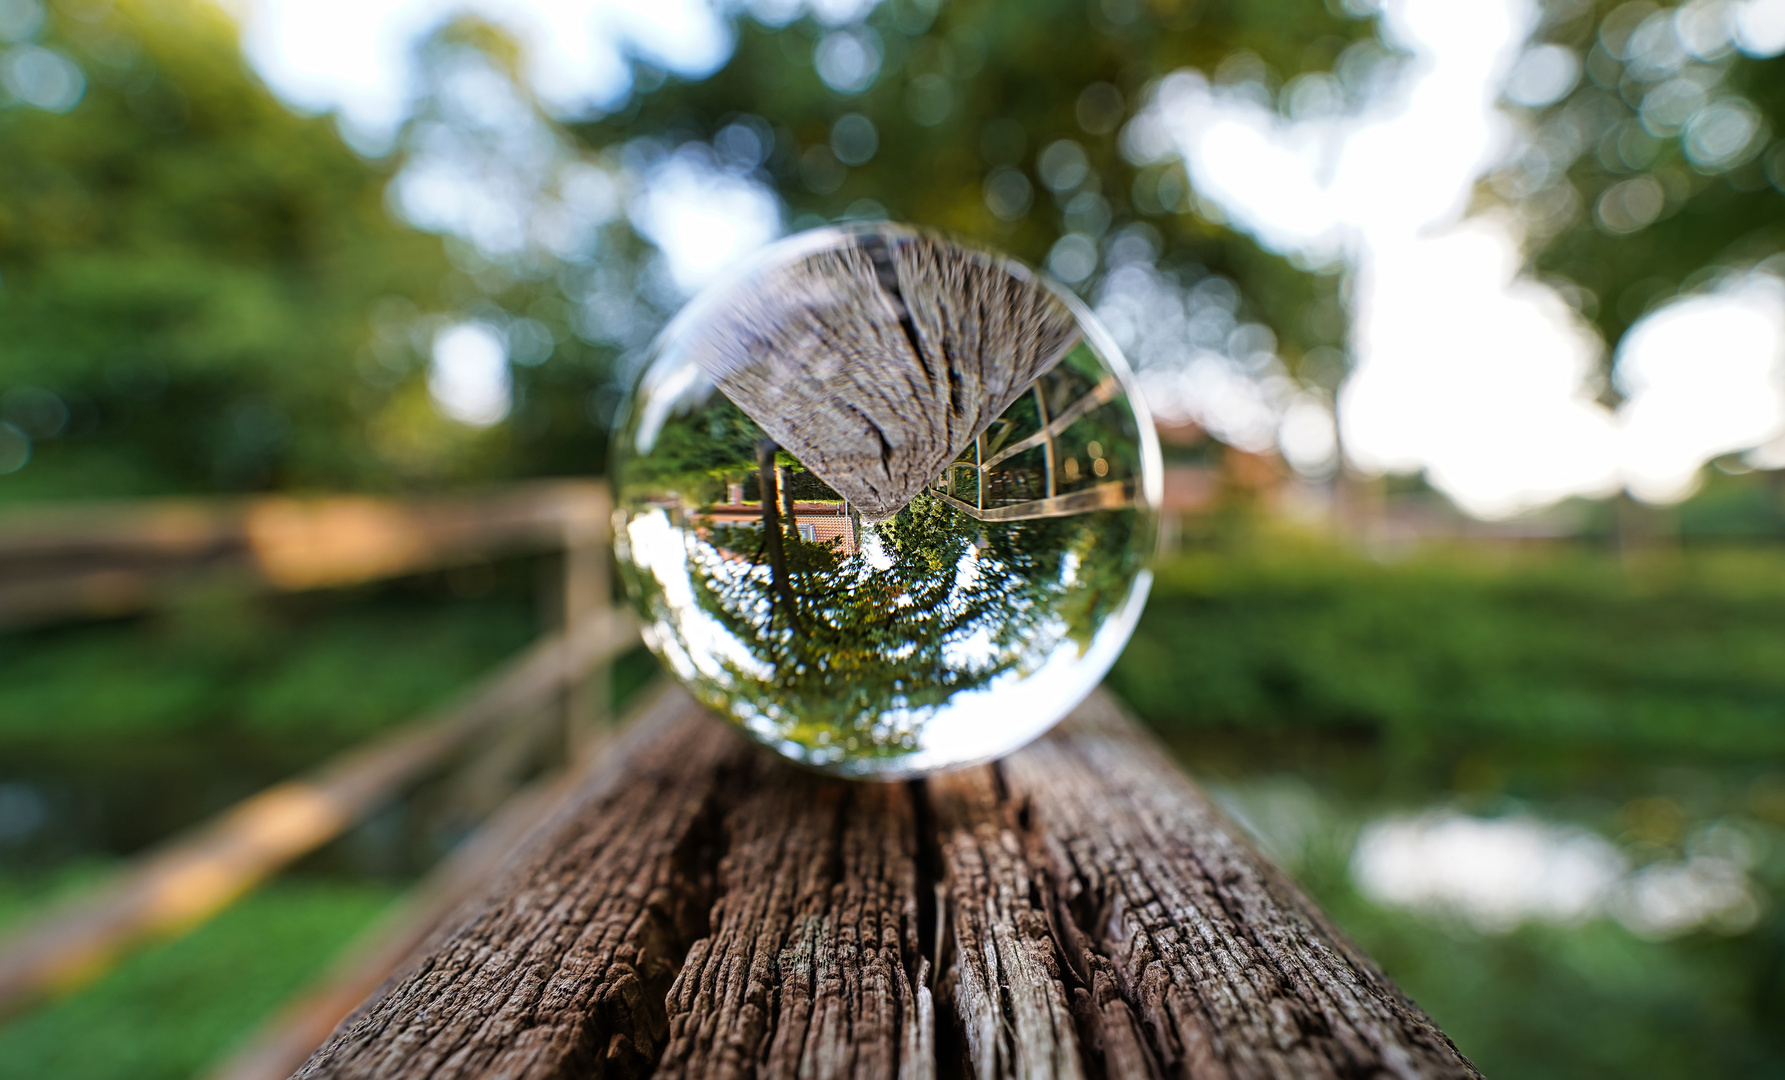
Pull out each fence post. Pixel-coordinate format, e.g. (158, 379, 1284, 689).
(558, 488, 612, 756)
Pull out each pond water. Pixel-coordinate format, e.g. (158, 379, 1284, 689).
(1165, 728, 1785, 1079)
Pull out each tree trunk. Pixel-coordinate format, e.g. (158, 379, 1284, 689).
(757, 440, 802, 631)
(295, 687, 1479, 1080)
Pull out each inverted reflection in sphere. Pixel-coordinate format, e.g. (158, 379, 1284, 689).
(612, 224, 1160, 777)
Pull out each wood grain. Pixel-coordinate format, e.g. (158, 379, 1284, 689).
(928, 767, 1087, 1080)
(682, 229, 1080, 521)
(291, 687, 1478, 1080)
(655, 755, 930, 1080)
(296, 685, 728, 1080)
(982, 692, 1481, 1080)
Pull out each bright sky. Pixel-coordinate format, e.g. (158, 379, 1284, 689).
(234, 0, 1785, 518)
(236, 0, 732, 145)
(1155, 0, 1785, 515)
(428, 321, 511, 426)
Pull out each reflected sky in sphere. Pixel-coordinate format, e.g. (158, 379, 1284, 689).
(612, 225, 1160, 776)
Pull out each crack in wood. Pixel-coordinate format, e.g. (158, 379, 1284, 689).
(654, 757, 929, 1080)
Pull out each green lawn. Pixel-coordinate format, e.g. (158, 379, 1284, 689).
(1113, 539, 1785, 761)
(0, 875, 399, 1080)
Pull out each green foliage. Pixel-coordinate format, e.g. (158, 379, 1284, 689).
(694, 495, 1013, 754)
(1502, 0, 1785, 361)
(573, 0, 1366, 379)
(0, 875, 399, 1080)
(0, 588, 535, 749)
(0, 0, 1380, 505)
(0, 0, 487, 497)
(1112, 538, 1785, 760)
(611, 392, 764, 504)
(1676, 460, 1785, 538)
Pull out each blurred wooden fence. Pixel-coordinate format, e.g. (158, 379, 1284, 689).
(0, 481, 1480, 1080)
(0, 482, 608, 631)
(0, 485, 630, 1030)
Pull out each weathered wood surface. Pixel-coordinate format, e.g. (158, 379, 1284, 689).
(680, 227, 1080, 521)
(296, 687, 1479, 1080)
(655, 751, 931, 1080)
(936, 694, 1477, 1080)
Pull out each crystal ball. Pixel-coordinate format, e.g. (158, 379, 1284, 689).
(612, 224, 1160, 776)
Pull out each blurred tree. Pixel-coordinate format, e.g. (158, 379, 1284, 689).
(569, 0, 1374, 395)
(0, 0, 502, 497)
(677, 494, 1143, 761)
(2, 0, 1388, 503)
(1493, 0, 1785, 375)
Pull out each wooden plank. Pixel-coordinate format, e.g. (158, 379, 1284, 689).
(655, 753, 930, 1080)
(0, 608, 637, 1020)
(928, 767, 1087, 1080)
(296, 687, 933, 1080)
(972, 692, 1480, 1080)
(0, 482, 607, 630)
(682, 229, 1079, 522)
(294, 686, 738, 1080)
(291, 689, 1477, 1080)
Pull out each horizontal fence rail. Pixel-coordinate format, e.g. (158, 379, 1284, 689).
(0, 606, 636, 1020)
(0, 482, 608, 631)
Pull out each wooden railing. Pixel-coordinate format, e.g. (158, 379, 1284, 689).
(0, 485, 1480, 1080)
(0, 481, 608, 631)
(0, 485, 623, 1017)
(282, 685, 1480, 1080)
(0, 607, 635, 1020)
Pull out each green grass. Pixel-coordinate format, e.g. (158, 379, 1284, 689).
(1112, 539, 1785, 760)
(0, 587, 538, 750)
(0, 876, 400, 1080)
(1117, 538, 1785, 1078)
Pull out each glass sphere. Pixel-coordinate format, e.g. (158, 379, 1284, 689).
(612, 224, 1160, 777)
